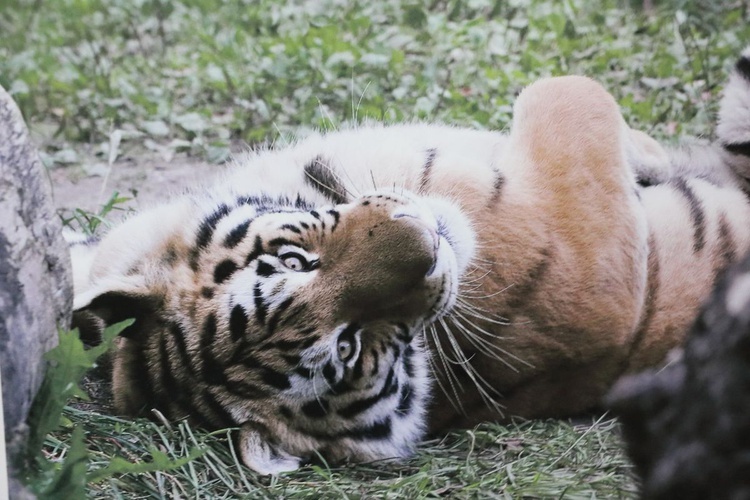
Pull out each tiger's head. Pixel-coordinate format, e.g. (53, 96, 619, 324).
(73, 189, 474, 474)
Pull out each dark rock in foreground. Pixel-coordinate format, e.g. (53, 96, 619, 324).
(608, 251, 750, 499)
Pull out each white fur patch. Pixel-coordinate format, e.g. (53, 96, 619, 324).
(727, 274, 750, 316)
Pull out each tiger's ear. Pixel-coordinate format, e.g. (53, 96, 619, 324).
(72, 276, 161, 342)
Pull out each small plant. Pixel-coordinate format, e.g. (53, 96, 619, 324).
(58, 191, 134, 236)
(22, 321, 202, 497)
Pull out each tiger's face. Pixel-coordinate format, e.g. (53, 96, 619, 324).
(75, 189, 474, 474)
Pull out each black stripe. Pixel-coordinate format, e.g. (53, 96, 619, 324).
(295, 366, 314, 379)
(339, 322, 361, 340)
(279, 406, 293, 419)
(256, 260, 276, 277)
(382, 367, 396, 394)
(129, 339, 156, 412)
(280, 353, 300, 366)
(397, 384, 414, 415)
(224, 220, 251, 248)
(225, 378, 269, 399)
(170, 323, 196, 376)
(301, 398, 329, 418)
(158, 335, 180, 397)
(337, 371, 400, 419)
(625, 234, 660, 368)
(301, 336, 319, 349)
(264, 338, 304, 350)
(370, 349, 380, 377)
(229, 304, 248, 342)
(280, 223, 302, 234)
(303, 156, 348, 204)
(202, 351, 226, 386)
(395, 323, 411, 343)
(489, 168, 505, 205)
(201, 313, 217, 344)
(322, 362, 337, 385)
(200, 389, 237, 428)
(351, 351, 364, 380)
(200, 313, 227, 385)
(155, 343, 208, 428)
(392, 343, 402, 362)
(244, 235, 264, 266)
(268, 237, 298, 248)
(403, 345, 415, 377)
(337, 394, 384, 419)
(713, 213, 737, 287)
(232, 352, 261, 370)
(736, 54, 750, 82)
(671, 177, 706, 253)
(261, 368, 291, 390)
(327, 209, 340, 226)
(419, 148, 438, 193)
(197, 204, 231, 248)
(379, 340, 389, 355)
(724, 141, 750, 158)
(340, 418, 392, 440)
(300, 418, 393, 441)
(189, 204, 231, 270)
(214, 259, 239, 284)
(253, 283, 267, 324)
(267, 297, 294, 337)
(717, 214, 737, 265)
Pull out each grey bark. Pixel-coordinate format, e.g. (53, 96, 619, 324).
(0, 86, 73, 497)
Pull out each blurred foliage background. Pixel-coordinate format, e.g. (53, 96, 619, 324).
(1, 0, 748, 168)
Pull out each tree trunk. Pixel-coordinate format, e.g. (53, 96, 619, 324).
(0, 85, 73, 498)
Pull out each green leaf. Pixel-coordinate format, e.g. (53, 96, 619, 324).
(25, 320, 133, 465)
(37, 427, 89, 500)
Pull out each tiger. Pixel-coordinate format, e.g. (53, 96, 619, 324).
(68, 49, 750, 475)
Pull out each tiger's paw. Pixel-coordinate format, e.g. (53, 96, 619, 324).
(239, 422, 304, 475)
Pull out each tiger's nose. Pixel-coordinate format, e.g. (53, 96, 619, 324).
(319, 194, 441, 320)
(391, 211, 440, 276)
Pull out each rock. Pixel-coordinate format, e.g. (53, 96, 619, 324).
(0, 86, 73, 497)
(608, 250, 750, 499)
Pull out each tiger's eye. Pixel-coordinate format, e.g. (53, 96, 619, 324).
(337, 339, 353, 361)
(282, 255, 305, 271)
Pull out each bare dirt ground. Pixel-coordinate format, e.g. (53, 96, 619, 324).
(49, 151, 219, 214)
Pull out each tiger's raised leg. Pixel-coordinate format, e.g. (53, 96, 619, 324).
(429, 76, 651, 429)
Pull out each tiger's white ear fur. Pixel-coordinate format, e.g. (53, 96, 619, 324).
(73, 274, 151, 312)
(239, 422, 303, 475)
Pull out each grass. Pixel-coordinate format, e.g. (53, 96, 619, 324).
(58, 407, 636, 498)
(2, 0, 748, 497)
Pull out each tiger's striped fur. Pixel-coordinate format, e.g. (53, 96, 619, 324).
(71, 50, 750, 474)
